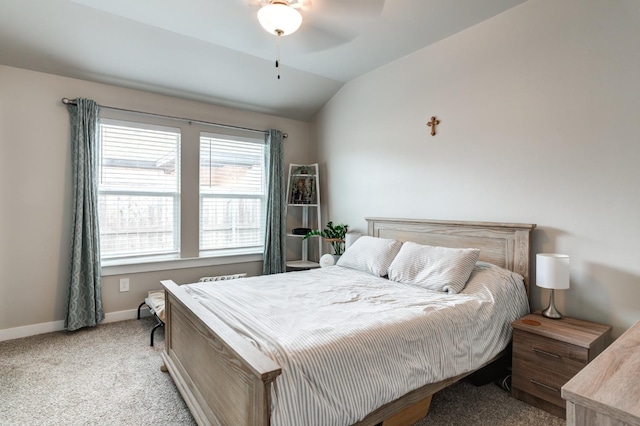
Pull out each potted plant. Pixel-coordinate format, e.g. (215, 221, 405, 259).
(303, 221, 349, 257)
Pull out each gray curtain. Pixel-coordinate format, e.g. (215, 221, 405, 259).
(65, 98, 104, 331)
(262, 129, 286, 274)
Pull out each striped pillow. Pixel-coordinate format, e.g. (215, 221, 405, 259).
(336, 236, 402, 277)
(388, 242, 480, 293)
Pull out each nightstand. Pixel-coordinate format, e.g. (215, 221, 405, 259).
(511, 313, 611, 419)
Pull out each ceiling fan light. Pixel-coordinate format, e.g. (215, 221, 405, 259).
(258, 3, 302, 36)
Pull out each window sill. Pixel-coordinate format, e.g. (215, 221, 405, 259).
(101, 251, 263, 276)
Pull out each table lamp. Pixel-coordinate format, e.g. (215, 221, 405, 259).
(536, 253, 570, 319)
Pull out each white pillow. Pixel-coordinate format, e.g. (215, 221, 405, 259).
(336, 236, 402, 277)
(387, 241, 480, 293)
(463, 261, 526, 295)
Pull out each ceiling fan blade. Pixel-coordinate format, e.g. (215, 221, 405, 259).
(311, 0, 384, 17)
(292, 20, 355, 52)
(287, 0, 382, 52)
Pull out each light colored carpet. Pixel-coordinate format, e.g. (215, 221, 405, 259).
(0, 317, 195, 425)
(0, 318, 565, 426)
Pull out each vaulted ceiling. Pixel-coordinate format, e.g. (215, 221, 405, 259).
(0, 0, 526, 121)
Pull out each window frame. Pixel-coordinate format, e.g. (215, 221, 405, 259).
(97, 112, 266, 276)
(98, 118, 182, 263)
(198, 131, 267, 256)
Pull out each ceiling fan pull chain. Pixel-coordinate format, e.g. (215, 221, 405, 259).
(276, 30, 282, 80)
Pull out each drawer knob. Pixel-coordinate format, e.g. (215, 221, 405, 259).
(530, 379, 560, 393)
(532, 347, 561, 358)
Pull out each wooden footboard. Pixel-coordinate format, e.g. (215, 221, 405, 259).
(161, 280, 281, 426)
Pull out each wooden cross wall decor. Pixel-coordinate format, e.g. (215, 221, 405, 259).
(427, 116, 440, 136)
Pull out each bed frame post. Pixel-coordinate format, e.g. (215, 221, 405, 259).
(160, 280, 282, 426)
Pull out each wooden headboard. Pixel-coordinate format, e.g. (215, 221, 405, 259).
(366, 218, 536, 296)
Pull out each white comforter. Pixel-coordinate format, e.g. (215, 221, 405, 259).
(184, 263, 529, 426)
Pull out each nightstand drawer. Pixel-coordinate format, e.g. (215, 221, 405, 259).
(513, 329, 587, 376)
(512, 358, 569, 408)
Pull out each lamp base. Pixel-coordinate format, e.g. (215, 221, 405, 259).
(542, 289, 563, 319)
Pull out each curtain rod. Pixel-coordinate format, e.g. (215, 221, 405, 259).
(61, 98, 287, 138)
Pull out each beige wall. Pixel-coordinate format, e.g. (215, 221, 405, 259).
(0, 65, 311, 332)
(2, 0, 639, 339)
(311, 0, 640, 337)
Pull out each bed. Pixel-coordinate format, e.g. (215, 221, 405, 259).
(160, 218, 536, 425)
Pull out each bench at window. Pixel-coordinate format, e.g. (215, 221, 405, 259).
(137, 273, 247, 346)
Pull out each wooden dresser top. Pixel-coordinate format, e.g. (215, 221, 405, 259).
(562, 320, 640, 423)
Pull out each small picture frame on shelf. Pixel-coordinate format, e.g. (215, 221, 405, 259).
(289, 175, 316, 204)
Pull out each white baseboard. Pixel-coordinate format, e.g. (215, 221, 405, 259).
(0, 308, 151, 342)
(0, 320, 66, 342)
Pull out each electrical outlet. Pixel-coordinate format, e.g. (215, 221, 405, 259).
(119, 278, 130, 292)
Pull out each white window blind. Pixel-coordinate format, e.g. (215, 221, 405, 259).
(200, 133, 265, 252)
(98, 120, 180, 260)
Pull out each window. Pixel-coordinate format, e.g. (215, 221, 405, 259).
(96, 116, 267, 272)
(98, 120, 180, 261)
(200, 133, 265, 253)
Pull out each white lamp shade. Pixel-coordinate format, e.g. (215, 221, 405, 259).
(344, 232, 362, 250)
(536, 253, 570, 290)
(257, 3, 302, 36)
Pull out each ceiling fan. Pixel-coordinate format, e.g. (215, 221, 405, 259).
(250, 0, 385, 78)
